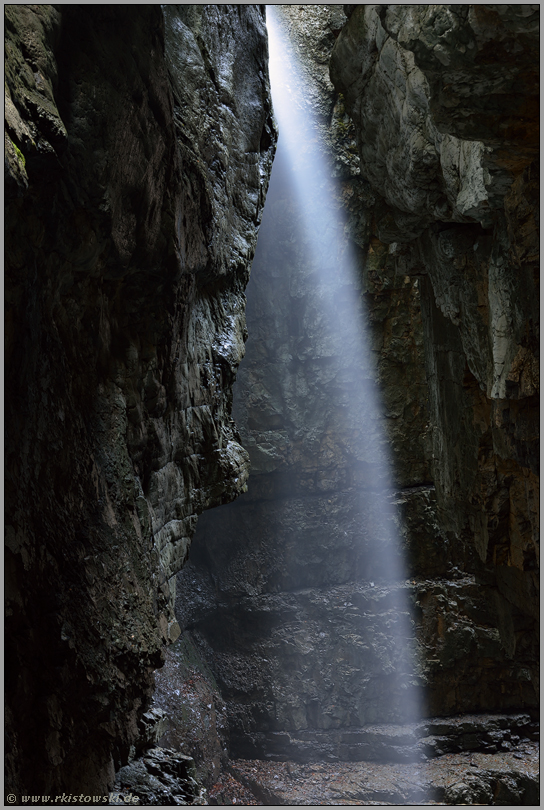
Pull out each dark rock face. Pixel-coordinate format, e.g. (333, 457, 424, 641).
(5, 4, 274, 795)
(330, 2, 539, 688)
(381, 5, 539, 153)
(176, 2, 538, 765)
(177, 3, 434, 758)
(111, 748, 205, 807)
(153, 632, 230, 788)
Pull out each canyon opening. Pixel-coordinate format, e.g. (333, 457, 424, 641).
(5, 3, 539, 806)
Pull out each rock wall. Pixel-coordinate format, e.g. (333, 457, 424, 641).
(177, 3, 434, 760)
(6, 1, 537, 789)
(5, 4, 274, 795)
(330, 1, 539, 690)
(176, 2, 538, 763)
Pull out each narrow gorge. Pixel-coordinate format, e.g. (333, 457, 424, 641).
(5, 4, 539, 806)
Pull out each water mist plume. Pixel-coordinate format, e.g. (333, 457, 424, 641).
(264, 4, 425, 730)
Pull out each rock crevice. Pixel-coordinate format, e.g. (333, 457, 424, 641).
(5, 4, 275, 795)
(174, 1, 538, 766)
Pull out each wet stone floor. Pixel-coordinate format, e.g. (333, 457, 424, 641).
(208, 743, 539, 806)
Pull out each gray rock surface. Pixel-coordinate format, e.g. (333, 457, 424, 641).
(176, 1, 538, 765)
(5, 4, 274, 796)
(231, 710, 537, 765)
(330, 0, 539, 702)
(230, 741, 539, 805)
(153, 632, 230, 789)
(111, 748, 206, 806)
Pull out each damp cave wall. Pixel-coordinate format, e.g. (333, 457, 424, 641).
(5, 4, 275, 795)
(330, 4, 539, 601)
(176, 3, 539, 763)
(4, 1, 539, 793)
(329, 2, 539, 685)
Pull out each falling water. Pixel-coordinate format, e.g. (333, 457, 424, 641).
(264, 6, 424, 729)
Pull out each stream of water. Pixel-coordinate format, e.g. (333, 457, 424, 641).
(265, 4, 423, 729)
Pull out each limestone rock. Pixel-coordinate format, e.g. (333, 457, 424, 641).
(331, 1, 539, 698)
(5, 4, 275, 795)
(111, 748, 206, 806)
(176, 3, 538, 765)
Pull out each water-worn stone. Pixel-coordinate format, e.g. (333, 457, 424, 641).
(177, 3, 538, 764)
(330, 0, 539, 705)
(5, 4, 275, 795)
(229, 741, 539, 805)
(111, 748, 206, 806)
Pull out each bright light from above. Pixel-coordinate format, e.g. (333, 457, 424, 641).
(263, 4, 425, 730)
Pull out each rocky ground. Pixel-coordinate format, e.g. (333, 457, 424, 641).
(150, 636, 539, 806)
(108, 739, 539, 805)
(218, 743, 539, 806)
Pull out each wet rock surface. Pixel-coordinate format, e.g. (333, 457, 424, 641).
(137, 625, 540, 805)
(229, 740, 539, 806)
(229, 711, 539, 767)
(207, 772, 262, 807)
(330, 5, 539, 667)
(176, 2, 538, 765)
(153, 633, 230, 788)
(177, 4, 434, 757)
(111, 747, 206, 806)
(178, 574, 424, 752)
(5, 4, 274, 795)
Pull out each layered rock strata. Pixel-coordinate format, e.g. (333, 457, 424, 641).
(176, 2, 538, 764)
(230, 744, 539, 806)
(5, 4, 274, 795)
(330, 1, 539, 686)
(177, 2, 435, 758)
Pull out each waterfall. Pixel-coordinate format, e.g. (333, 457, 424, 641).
(177, 3, 428, 773)
(263, 4, 424, 728)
